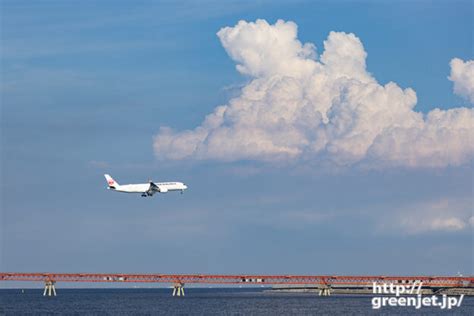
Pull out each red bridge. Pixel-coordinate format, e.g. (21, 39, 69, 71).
(1, 272, 473, 297)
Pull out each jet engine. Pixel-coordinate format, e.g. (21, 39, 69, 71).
(158, 187, 168, 193)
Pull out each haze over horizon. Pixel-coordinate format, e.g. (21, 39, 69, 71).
(1, 0, 473, 285)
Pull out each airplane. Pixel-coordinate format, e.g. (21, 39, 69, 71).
(104, 174, 187, 197)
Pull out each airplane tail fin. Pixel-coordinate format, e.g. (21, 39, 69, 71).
(104, 174, 119, 188)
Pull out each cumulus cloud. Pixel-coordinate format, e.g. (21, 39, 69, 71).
(449, 58, 474, 103)
(154, 19, 474, 168)
(378, 198, 472, 234)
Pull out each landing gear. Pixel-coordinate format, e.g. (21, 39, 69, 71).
(141, 193, 147, 197)
(181, 190, 184, 194)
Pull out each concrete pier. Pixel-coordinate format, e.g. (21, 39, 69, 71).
(43, 281, 56, 297)
(172, 283, 185, 297)
(318, 286, 331, 296)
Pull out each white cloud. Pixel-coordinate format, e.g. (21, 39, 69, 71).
(399, 216, 466, 233)
(378, 198, 472, 234)
(154, 19, 474, 168)
(449, 58, 474, 103)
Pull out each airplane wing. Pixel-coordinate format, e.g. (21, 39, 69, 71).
(149, 181, 168, 193)
(146, 181, 160, 195)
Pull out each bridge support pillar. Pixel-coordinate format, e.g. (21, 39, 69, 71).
(172, 283, 185, 297)
(43, 281, 56, 297)
(318, 287, 331, 296)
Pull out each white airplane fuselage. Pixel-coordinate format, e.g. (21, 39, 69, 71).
(104, 174, 187, 197)
(113, 182, 187, 193)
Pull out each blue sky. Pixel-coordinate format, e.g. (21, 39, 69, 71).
(1, 0, 472, 283)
